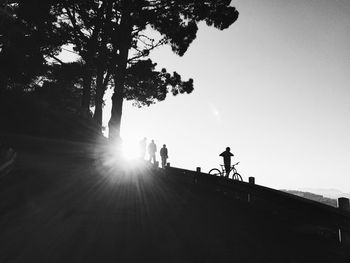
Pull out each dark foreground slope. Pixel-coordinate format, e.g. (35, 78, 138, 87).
(0, 135, 349, 263)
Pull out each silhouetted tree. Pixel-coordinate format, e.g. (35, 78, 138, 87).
(124, 59, 193, 107)
(37, 62, 84, 112)
(1, 1, 239, 141)
(105, 0, 239, 140)
(51, 0, 111, 122)
(47, 0, 238, 139)
(0, 1, 65, 92)
(51, 1, 188, 131)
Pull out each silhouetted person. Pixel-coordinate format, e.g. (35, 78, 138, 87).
(220, 147, 234, 178)
(139, 137, 147, 159)
(148, 139, 157, 164)
(160, 144, 168, 168)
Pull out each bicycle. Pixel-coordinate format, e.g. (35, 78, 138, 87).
(208, 162, 243, 181)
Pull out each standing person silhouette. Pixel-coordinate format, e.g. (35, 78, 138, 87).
(148, 139, 157, 164)
(160, 144, 168, 168)
(139, 137, 147, 159)
(220, 147, 234, 178)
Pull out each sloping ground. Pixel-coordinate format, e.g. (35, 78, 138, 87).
(0, 92, 99, 142)
(0, 134, 349, 263)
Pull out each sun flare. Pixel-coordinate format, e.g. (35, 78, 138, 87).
(121, 139, 141, 161)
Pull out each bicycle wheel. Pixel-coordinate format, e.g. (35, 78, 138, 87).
(232, 172, 243, 181)
(209, 168, 222, 177)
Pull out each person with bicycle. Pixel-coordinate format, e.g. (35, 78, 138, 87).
(220, 147, 234, 178)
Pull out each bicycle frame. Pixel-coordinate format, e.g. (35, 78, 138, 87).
(221, 162, 239, 176)
(209, 162, 242, 181)
(230, 162, 239, 174)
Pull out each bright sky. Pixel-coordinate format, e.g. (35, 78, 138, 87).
(64, 0, 350, 193)
(116, 0, 350, 193)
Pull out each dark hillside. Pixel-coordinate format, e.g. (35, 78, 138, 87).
(0, 134, 349, 263)
(0, 91, 100, 142)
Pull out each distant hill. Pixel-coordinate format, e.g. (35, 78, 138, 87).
(297, 188, 350, 199)
(282, 189, 339, 208)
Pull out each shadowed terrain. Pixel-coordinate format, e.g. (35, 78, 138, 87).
(0, 134, 349, 263)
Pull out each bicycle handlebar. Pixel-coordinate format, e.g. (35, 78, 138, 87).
(220, 162, 240, 167)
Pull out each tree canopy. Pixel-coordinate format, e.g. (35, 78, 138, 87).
(0, 0, 239, 140)
(0, 0, 66, 91)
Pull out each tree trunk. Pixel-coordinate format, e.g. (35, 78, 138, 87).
(108, 47, 129, 141)
(108, 4, 132, 141)
(81, 64, 93, 118)
(92, 68, 104, 128)
(109, 80, 124, 141)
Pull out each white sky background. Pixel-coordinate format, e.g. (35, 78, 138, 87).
(119, 0, 350, 193)
(63, 0, 350, 193)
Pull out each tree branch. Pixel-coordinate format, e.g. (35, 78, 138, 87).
(63, 3, 88, 44)
(46, 54, 65, 65)
(127, 37, 167, 63)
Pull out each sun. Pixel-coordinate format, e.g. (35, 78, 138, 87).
(121, 138, 141, 161)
